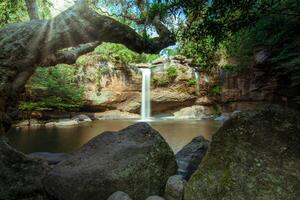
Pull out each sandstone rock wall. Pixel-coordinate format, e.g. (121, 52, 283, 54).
(22, 51, 292, 118)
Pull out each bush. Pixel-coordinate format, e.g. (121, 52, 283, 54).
(94, 43, 159, 64)
(211, 85, 222, 96)
(167, 67, 178, 79)
(187, 79, 196, 86)
(19, 64, 84, 111)
(152, 77, 170, 87)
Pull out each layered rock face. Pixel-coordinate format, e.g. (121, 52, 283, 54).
(43, 123, 177, 200)
(185, 106, 300, 199)
(23, 54, 200, 117)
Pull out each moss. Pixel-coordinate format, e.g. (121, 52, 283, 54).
(187, 79, 196, 86)
(152, 77, 170, 87)
(185, 106, 300, 200)
(167, 66, 178, 79)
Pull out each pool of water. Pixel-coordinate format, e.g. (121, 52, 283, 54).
(5, 119, 222, 154)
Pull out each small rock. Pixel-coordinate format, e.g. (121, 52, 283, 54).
(231, 110, 242, 118)
(146, 196, 165, 200)
(164, 175, 185, 200)
(72, 114, 92, 122)
(45, 122, 56, 127)
(15, 119, 43, 128)
(94, 110, 140, 120)
(176, 136, 209, 180)
(214, 115, 226, 121)
(107, 191, 132, 200)
(55, 119, 78, 126)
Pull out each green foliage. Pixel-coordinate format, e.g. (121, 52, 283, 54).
(0, 0, 52, 27)
(161, 47, 178, 58)
(212, 105, 222, 116)
(152, 77, 170, 87)
(94, 43, 159, 64)
(0, 0, 28, 27)
(187, 79, 196, 86)
(211, 85, 222, 96)
(179, 35, 221, 71)
(19, 64, 84, 111)
(167, 67, 178, 79)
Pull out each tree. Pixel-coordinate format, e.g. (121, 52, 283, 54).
(0, 0, 176, 133)
(25, 0, 39, 20)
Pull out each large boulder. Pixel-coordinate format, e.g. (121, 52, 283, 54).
(185, 106, 300, 199)
(151, 89, 196, 113)
(173, 106, 213, 119)
(0, 139, 49, 200)
(43, 123, 177, 200)
(175, 136, 209, 180)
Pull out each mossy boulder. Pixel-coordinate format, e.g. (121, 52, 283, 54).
(0, 139, 49, 200)
(185, 106, 300, 200)
(43, 123, 177, 200)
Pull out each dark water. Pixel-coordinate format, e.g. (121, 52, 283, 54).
(6, 120, 222, 154)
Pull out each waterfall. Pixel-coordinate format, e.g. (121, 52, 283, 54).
(141, 68, 151, 120)
(194, 70, 200, 95)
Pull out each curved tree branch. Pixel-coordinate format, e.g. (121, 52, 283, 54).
(0, 0, 175, 133)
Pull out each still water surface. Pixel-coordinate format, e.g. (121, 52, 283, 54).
(6, 120, 222, 154)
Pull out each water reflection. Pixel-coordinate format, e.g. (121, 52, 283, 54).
(6, 120, 222, 154)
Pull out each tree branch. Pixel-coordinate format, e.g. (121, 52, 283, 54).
(25, 0, 40, 20)
(0, 0, 176, 132)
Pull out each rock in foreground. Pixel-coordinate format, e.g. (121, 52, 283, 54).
(164, 175, 185, 200)
(175, 136, 209, 180)
(0, 139, 49, 200)
(29, 152, 70, 165)
(185, 106, 300, 200)
(43, 123, 177, 200)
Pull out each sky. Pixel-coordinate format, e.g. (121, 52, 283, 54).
(50, 0, 75, 16)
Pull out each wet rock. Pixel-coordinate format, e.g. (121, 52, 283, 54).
(164, 175, 185, 200)
(107, 191, 132, 200)
(55, 120, 78, 126)
(15, 119, 44, 128)
(185, 106, 300, 200)
(0, 139, 49, 200)
(45, 122, 56, 127)
(214, 115, 227, 121)
(94, 110, 140, 120)
(175, 136, 209, 180)
(43, 123, 177, 200)
(29, 152, 70, 165)
(173, 105, 213, 119)
(72, 114, 92, 122)
(55, 119, 78, 126)
(146, 196, 165, 200)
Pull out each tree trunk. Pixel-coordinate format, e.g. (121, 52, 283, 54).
(25, 0, 40, 20)
(0, 0, 175, 134)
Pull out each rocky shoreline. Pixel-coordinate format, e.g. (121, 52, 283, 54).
(1, 105, 299, 200)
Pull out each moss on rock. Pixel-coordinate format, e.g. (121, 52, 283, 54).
(185, 105, 300, 200)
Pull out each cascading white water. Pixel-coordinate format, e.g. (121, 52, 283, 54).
(141, 68, 151, 120)
(194, 70, 200, 95)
